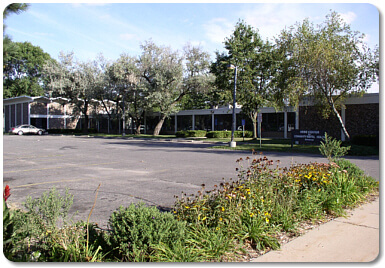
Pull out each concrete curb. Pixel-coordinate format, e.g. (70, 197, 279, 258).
(251, 198, 379, 262)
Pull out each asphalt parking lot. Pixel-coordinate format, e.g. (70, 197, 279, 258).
(3, 135, 379, 228)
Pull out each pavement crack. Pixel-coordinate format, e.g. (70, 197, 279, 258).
(334, 219, 378, 230)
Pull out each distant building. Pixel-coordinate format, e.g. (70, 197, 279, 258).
(3, 93, 379, 141)
(3, 96, 115, 133)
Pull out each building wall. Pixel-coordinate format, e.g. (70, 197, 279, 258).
(345, 103, 379, 136)
(4, 103, 30, 132)
(299, 103, 379, 139)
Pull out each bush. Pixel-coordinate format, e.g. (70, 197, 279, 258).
(319, 133, 350, 162)
(234, 130, 253, 138)
(174, 155, 378, 253)
(107, 202, 186, 261)
(175, 130, 187, 137)
(206, 131, 231, 138)
(48, 129, 98, 134)
(176, 130, 207, 138)
(206, 130, 253, 139)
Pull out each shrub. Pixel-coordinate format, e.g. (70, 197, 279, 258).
(234, 130, 253, 138)
(48, 129, 98, 134)
(319, 133, 350, 162)
(174, 155, 378, 253)
(206, 130, 253, 139)
(206, 131, 231, 138)
(186, 130, 207, 137)
(107, 202, 186, 261)
(176, 130, 207, 138)
(176, 130, 187, 137)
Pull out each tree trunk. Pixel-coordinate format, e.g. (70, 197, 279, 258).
(248, 110, 258, 139)
(153, 114, 167, 136)
(83, 101, 89, 134)
(330, 101, 350, 140)
(135, 118, 141, 135)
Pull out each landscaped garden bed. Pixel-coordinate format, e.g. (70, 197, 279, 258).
(4, 151, 378, 262)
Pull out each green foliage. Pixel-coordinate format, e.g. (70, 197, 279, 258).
(276, 11, 378, 139)
(107, 202, 186, 261)
(24, 187, 74, 229)
(174, 155, 378, 253)
(211, 21, 282, 138)
(4, 156, 378, 262)
(319, 133, 351, 162)
(206, 131, 232, 138)
(176, 130, 207, 138)
(206, 130, 253, 138)
(3, 41, 52, 98)
(3, 199, 14, 258)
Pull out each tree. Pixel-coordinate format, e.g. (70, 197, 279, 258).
(43, 52, 105, 132)
(105, 53, 146, 134)
(139, 41, 212, 135)
(180, 43, 215, 110)
(276, 11, 379, 140)
(3, 4, 29, 62)
(212, 21, 281, 138)
(3, 42, 52, 98)
(3, 3, 32, 98)
(139, 41, 183, 135)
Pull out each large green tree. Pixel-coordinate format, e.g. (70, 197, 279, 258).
(139, 41, 213, 135)
(3, 42, 52, 98)
(211, 21, 281, 138)
(3, 4, 30, 66)
(276, 11, 379, 139)
(43, 52, 105, 132)
(105, 53, 146, 134)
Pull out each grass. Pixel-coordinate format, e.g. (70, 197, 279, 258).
(78, 133, 177, 139)
(211, 138, 378, 156)
(212, 138, 320, 154)
(36, 131, 380, 156)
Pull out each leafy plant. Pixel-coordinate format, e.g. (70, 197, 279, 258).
(24, 187, 74, 229)
(319, 132, 351, 162)
(107, 202, 186, 261)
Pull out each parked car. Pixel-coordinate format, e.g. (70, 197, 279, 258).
(9, 125, 46, 135)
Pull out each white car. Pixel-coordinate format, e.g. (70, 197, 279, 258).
(10, 125, 46, 135)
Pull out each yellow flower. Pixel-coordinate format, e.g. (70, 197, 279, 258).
(221, 207, 225, 212)
(249, 212, 254, 218)
(265, 218, 270, 224)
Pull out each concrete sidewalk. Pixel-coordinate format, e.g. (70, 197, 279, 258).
(252, 198, 380, 262)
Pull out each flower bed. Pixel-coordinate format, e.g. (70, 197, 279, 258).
(3, 155, 378, 262)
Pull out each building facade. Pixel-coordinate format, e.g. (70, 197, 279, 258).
(3, 93, 379, 141)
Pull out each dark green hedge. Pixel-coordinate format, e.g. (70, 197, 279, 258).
(206, 130, 253, 138)
(47, 128, 98, 134)
(176, 130, 207, 138)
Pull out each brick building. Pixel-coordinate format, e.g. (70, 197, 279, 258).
(3, 93, 379, 140)
(3, 96, 114, 133)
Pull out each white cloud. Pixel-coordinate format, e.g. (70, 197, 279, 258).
(339, 11, 357, 24)
(119, 33, 137, 41)
(202, 18, 234, 44)
(237, 4, 307, 41)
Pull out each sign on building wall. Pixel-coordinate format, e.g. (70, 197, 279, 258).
(291, 130, 326, 147)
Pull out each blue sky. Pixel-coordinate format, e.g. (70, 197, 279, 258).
(3, 1, 381, 92)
